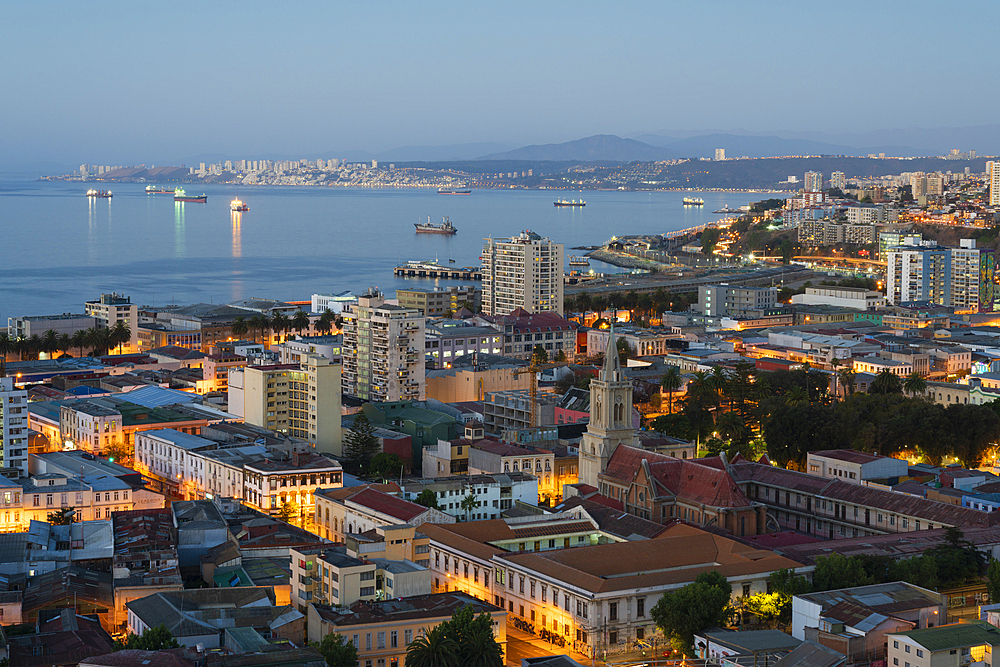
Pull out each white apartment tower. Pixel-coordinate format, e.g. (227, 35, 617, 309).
(579, 325, 640, 488)
(715, 148, 726, 161)
(885, 241, 951, 305)
(989, 161, 1000, 206)
(481, 230, 564, 316)
(85, 292, 138, 351)
(341, 289, 425, 402)
(830, 171, 846, 191)
(0, 377, 29, 475)
(804, 171, 823, 193)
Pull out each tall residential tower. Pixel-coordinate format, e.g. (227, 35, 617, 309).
(481, 231, 564, 316)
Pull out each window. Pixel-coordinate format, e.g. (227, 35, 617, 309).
(609, 631, 618, 645)
(404, 629, 413, 645)
(377, 632, 386, 649)
(637, 597, 645, 618)
(916, 649, 923, 658)
(609, 602, 618, 621)
(391, 631, 397, 648)
(360, 586, 375, 596)
(904, 645, 910, 653)
(366, 634, 372, 651)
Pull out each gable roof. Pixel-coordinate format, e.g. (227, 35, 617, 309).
(346, 488, 429, 522)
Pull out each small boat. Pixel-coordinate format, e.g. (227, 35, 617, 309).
(175, 188, 207, 203)
(448, 258, 456, 263)
(554, 199, 585, 207)
(86, 189, 112, 198)
(568, 256, 590, 266)
(415, 216, 458, 235)
(230, 198, 249, 212)
(146, 185, 175, 194)
(438, 186, 472, 195)
(683, 197, 705, 206)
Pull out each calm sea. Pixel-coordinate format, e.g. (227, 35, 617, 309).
(0, 179, 773, 320)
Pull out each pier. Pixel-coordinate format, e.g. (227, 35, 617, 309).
(394, 261, 482, 280)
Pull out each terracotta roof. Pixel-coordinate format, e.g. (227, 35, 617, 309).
(558, 496, 668, 539)
(497, 524, 803, 594)
(420, 517, 600, 560)
(647, 459, 753, 508)
(602, 446, 673, 483)
(346, 488, 429, 522)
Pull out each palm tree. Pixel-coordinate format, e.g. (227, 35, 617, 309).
(292, 310, 311, 338)
(72, 330, 88, 358)
(837, 367, 857, 399)
(42, 329, 59, 357)
(247, 313, 269, 344)
(27, 334, 43, 360)
(903, 371, 927, 397)
(0, 332, 12, 376)
(316, 309, 333, 335)
(269, 312, 290, 345)
(710, 366, 730, 409)
(57, 333, 72, 357)
(111, 321, 131, 354)
(870, 368, 903, 395)
(406, 626, 459, 667)
(231, 316, 249, 340)
(660, 365, 682, 415)
(591, 295, 608, 320)
(575, 291, 592, 315)
(460, 493, 478, 521)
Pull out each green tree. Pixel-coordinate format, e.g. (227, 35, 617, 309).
(870, 368, 903, 395)
(104, 440, 131, 465)
(113, 624, 181, 651)
(812, 553, 882, 592)
(292, 310, 311, 337)
(343, 412, 381, 474)
(741, 591, 790, 628)
(769, 568, 811, 597)
(437, 604, 503, 667)
(314, 631, 360, 667)
(415, 489, 440, 509)
(406, 625, 460, 667)
(48, 507, 76, 525)
(903, 372, 927, 397)
(277, 501, 298, 522)
(532, 344, 548, 363)
(987, 559, 1000, 606)
(616, 336, 633, 366)
(0, 332, 12, 376)
(231, 316, 249, 339)
(701, 228, 721, 255)
(369, 452, 405, 480)
(651, 571, 732, 656)
(660, 365, 682, 415)
(554, 348, 567, 362)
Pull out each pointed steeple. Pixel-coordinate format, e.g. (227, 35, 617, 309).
(603, 321, 621, 381)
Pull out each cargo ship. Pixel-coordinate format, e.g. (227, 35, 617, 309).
(554, 199, 585, 207)
(145, 185, 175, 194)
(86, 189, 112, 198)
(438, 186, 471, 195)
(414, 216, 457, 235)
(568, 256, 590, 266)
(174, 188, 207, 203)
(230, 198, 249, 212)
(683, 197, 705, 206)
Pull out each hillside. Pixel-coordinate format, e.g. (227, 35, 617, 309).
(478, 134, 679, 162)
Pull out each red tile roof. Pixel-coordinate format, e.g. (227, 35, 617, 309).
(346, 488, 428, 522)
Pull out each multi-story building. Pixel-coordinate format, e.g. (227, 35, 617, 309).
(990, 161, 1000, 206)
(887, 621, 1000, 667)
(468, 441, 557, 502)
(830, 171, 846, 191)
(698, 285, 778, 318)
(399, 473, 538, 521)
(878, 231, 922, 261)
(7, 313, 97, 340)
(342, 289, 425, 402)
(424, 324, 503, 368)
(228, 353, 342, 456)
(277, 335, 343, 364)
(804, 171, 824, 193)
(715, 148, 726, 161)
(797, 220, 876, 246)
(290, 546, 430, 614)
(307, 592, 507, 660)
(481, 230, 564, 316)
(845, 205, 897, 225)
(0, 376, 29, 474)
(85, 292, 138, 351)
(476, 309, 578, 359)
(951, 238, 988, 312)
(791, 286, 885, 310)
(313, 485, 453, 544)
(396, 286, 481, 317)
(886, 242, 952, 305)
(805, 450, 909, 485)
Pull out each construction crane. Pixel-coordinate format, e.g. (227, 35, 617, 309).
(511, 350, 550, 429)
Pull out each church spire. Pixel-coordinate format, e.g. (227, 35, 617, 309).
(603, 321, 621, 380)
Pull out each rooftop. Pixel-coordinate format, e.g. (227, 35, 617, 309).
(891, 620, 1000, 651)
(312, 591, 500, 627)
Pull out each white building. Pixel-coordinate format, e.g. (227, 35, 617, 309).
(311, 291, 357, 314)
(85, 292, 138, 351)
(805, 450, 909, 485)
(886, 241, 951, 305)
(0, 377, 29, 474)
(790, 286, 885, 310)
(990, 161, 1000, 206)
(481, 230, 564, 316)
(341, 288, 425, 402)
(951, 238, 984, 312)
(830, 171, 846, 191)
(714, 148, 726, 161)
(401, 473, 539, 521)
(845, 205, 897, 225)
(852, 356, 912, 376)
(7, 313, 97, 340)
(804, 171, 823, 193)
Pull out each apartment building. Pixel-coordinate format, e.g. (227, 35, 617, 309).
(481, 230, 564, 316)
(1, 376, 29, 474)
(790, 286, 885, 310)
(290, 546, 430, 614)
(342, 289, 425, 402)
(886, 242, 952, 305)
(698, 285, 778, 318)
(85, 292, 138, 351)
(887, 621, 1000, 667)
(7, 313, 96, 340)
(797, 220, 875, 246)
(805, 450, 909, 485)
(306, 592, 507, 662)
(228, 353, 342, 456)
(845, 205, 898, 225)
(313, 485, 453, 544)
(399, 473, 538, 521)
(424, 324, 502, 367)
(878, 231, 922, 261)
(396, 285, 481, 317)
(468, 441, 557, 503)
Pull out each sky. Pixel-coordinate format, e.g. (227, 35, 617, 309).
(2, 0, 997, 167)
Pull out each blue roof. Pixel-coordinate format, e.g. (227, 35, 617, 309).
(122, 385, 199, 408)
(66, 385, 109, 396)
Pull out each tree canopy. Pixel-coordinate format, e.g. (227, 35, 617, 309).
(315, 631, 360, 667)
(651, 571, 732, 655)
(415, 489, 440, 509)
(406, 605, 502, 667)
(113, 624, 181, 652)
(343, 412, 380, 474)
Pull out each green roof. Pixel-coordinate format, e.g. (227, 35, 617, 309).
(117, 401, 199, 426)
(893, 621, 1000, 652)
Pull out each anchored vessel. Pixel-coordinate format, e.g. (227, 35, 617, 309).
(554, 199, 586, 207)
(174, 189, 208, 203)
(86, 189, 112, 198)
(230, 198, 249, 212)
(683, 197, 705, 206)
(414, 216, 458, 234)
(145, 185, 175, 194)
(438, 186, 471, 195)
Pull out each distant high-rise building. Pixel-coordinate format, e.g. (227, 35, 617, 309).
(481, 230, 564, 316)
(886, 241, 950, 305)
(715, 148, 726, 161)
(911, 173, 928, 199)
(79, 164, 89, 179)
(341, 288, 425, 402)
(372, 160, 378, 169)
(0, 376, 29, 475)
(804, 171, 823, 192)
(830, 171, 846, 191)
(989, 162, 1000, 206)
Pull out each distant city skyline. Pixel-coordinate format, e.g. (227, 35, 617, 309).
(3, 1, 998, 169)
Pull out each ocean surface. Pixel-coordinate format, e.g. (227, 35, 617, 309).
(0, 180, 774, 320)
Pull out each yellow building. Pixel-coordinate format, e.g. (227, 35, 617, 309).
(425, 366, 530, 403)
(307, 591, 506, 665)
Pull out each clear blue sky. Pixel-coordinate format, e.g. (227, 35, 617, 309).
(2, 0, 995, 166)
